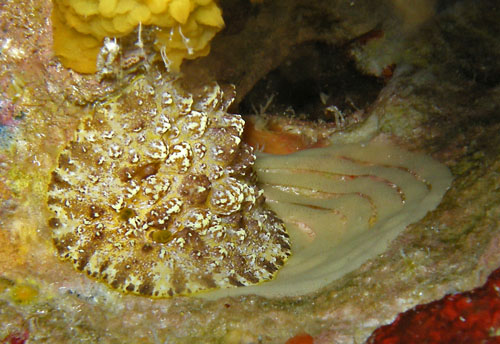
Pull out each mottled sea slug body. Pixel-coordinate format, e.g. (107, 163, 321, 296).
(47, 77, 291, 297)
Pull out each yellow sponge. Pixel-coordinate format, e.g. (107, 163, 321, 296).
(52, 0, 225, 73)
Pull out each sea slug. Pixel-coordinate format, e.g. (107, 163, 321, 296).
(47, 74, 291, 297)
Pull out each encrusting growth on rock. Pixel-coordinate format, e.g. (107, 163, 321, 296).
(52, 0, 225, 73)
(47, 75, 291, 297)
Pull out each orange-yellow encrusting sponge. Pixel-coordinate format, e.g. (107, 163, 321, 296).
(52, 0, 225, 73)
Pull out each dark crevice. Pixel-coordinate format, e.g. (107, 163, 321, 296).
(237, 41, 384, 123)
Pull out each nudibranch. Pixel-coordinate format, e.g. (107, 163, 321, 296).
(51, 0, 224, 73)
(47, 76, 291, 297)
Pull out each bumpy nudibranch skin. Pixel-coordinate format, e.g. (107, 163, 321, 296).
(47, 76, 291, 297)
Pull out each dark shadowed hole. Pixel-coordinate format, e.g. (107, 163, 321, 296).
(238, 41, 384, 122)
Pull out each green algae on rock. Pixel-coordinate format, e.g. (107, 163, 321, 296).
(46, 75, 291, 297)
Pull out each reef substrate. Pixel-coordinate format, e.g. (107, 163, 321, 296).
(1, 0, 500, 343)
